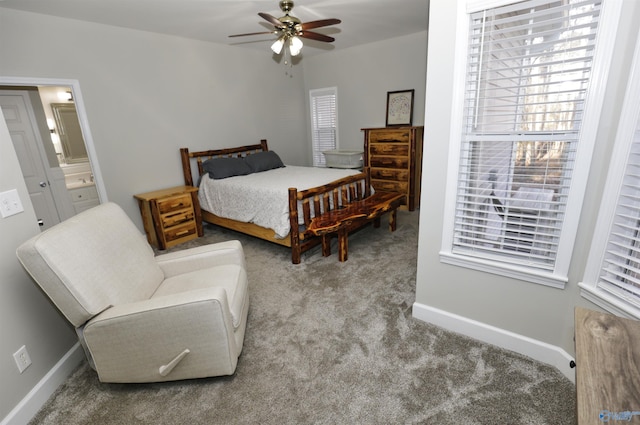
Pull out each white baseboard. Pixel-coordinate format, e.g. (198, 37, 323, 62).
(1, 342, 84, 425)
(412, 302, 576, 382)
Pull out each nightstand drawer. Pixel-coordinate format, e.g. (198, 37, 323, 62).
(369, 156, 409, 169)
(157, 193, 192, 214)
(367, 129, 411, 143)
(164, 222, 197, 243)
(371, 168, 409, 182)
(370, 143, 409, 156)
(161, 209, 194, 228)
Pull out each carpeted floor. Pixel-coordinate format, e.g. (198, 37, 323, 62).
(28, 211, 577, 424)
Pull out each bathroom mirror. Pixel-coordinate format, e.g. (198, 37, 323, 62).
(51, 102, 88, 163)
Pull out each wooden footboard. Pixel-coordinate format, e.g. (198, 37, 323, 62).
(180, 141, 372, 264)
(288, 170, 371, 264)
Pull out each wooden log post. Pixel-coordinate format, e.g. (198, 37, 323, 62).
(288, 187, 302, 264)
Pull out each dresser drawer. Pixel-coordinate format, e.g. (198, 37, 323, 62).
(369, 143, 409, 156)
(369, 156, 409, 169)
(164, 222, 197, 243)
(363, 126, 423, 211)
(371, 168, 409, 182)
(161, 209, 194, 228)
(157, 193, 192, 214)
(368, 129, 411, 143)
(372, 180, 408, 193)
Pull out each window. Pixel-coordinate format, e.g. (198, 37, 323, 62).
(579, 28, 640, 319)
(440, 0, 621, 287)
(310, 87, 338, 167)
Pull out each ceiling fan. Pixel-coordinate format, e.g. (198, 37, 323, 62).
(229, 0, 341, 57)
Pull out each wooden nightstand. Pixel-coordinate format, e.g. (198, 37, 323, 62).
(134, 186, 203, 250)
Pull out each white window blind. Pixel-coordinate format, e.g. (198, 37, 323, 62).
(598, 134, 640, 312)
(310, 87, 338, 167)
(452, 0, 601, 272)
(580, 26, 640, 319)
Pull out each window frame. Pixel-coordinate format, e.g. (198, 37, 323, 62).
(309, 87, 339, 167)
(440, 0, 623, 288)
(579, 26, 640, 320)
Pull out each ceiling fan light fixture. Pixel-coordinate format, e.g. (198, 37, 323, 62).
(289, 36, 303, 56)
(271, 36, 285, 54)
(228, 1, 340, 61)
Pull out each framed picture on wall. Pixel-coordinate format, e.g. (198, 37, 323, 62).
(385, 89, 414, 127)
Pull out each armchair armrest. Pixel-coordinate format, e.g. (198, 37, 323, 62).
(155, 240, 246, 278)
(82, 287, 238, 383)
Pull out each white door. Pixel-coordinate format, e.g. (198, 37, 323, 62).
(0, 92, 61, 230)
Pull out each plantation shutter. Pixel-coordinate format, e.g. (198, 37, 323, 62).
(310, 87, 338, 166)
(453, 0, 602, 271)
(596, 121, 640, 309)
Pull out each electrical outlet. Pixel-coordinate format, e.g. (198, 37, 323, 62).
(13, 345, 32, 374)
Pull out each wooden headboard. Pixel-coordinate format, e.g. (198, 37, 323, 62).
(180, 139, 269, 187)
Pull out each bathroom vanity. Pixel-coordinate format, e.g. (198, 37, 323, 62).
(61, 162, 99, 214)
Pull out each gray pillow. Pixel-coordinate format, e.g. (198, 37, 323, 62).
(203, 157, 253, 180)
(245, 151, 285, 173)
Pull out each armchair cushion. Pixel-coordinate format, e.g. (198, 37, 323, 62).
(155, 265, 247, 330)
(17, 203, 164, 327)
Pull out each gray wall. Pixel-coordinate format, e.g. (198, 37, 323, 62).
(416, 0, 640, 357)
(302, 32, 427, 153)
(0, 7, 429, 422)
(0, 8, 310, 230)
(0, 111, 79, 420)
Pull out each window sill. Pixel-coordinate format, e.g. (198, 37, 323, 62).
(439, 251, 567, 289)
(578, 283, 640, 320)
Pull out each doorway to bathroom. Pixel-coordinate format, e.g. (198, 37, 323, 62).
(0, 77, 106, 230)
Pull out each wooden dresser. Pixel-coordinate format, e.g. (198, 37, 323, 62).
(134, 186, 203, 250)
(362, 126, 424, 211)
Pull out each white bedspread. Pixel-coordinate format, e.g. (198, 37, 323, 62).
(198, 166, 361, 238)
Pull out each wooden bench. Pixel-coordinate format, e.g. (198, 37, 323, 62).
(306, 191, 405, 261)
(574, 307, 640, 425)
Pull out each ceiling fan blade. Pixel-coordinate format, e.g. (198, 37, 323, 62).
(258, 12, 285, 28)
(298, 31, 335, 43)
(229, 31, 276, 38)
(299, 18, 341, 30)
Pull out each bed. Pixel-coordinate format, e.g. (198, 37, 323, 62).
(180, 140, 374, 263)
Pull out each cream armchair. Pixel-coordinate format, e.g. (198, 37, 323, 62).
(16, 202, 249, 383)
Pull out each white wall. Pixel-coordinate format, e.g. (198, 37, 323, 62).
(415, 0, 640, 370)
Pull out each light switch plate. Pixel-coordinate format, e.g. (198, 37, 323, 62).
(0, 189, 25, 218)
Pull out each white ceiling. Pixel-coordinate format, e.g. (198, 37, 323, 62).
(0, 0, 430, 56)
